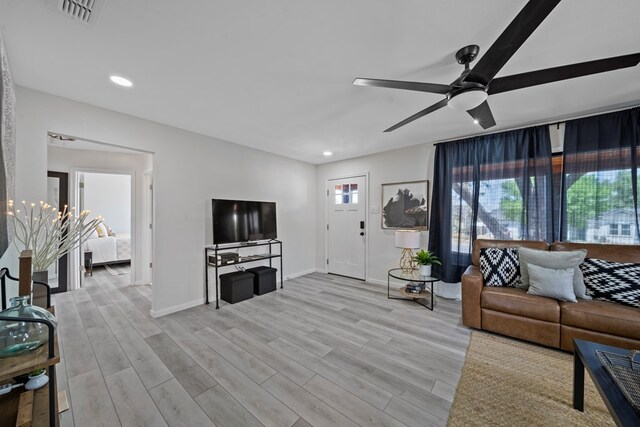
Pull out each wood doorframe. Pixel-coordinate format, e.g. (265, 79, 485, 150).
(47, 171, 68, 293)
(325, 172, 369, 281)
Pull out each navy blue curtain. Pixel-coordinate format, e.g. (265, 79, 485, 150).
(428, 126, 553, 283)
(560, 107, 640, 244)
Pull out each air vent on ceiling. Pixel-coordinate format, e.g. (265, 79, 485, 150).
(62, 0, 93, 22)
(47, 0, 106, 26)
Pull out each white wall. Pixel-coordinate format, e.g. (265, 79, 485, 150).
(316, 143, 434, 280)
(47, 145, 150, 286)
(83, 172, 131, 234)
(315, 143, 460, 299)
(12, 87, 317, 316)
(315, 124, 567, 299)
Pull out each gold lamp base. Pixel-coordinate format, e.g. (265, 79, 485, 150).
(399, 248, 415, 273)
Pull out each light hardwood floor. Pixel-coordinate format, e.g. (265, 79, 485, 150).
(54, 266, 470, 427)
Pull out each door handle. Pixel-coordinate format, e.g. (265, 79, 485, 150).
(360, 232, 365, 236)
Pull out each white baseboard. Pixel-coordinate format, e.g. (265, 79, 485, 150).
(280, 268, 317, 282)
(151, 268, 318, 317)
(367, 278, 388, 287)
(150, 298, 204, 318)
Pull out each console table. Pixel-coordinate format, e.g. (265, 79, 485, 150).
(0, 251, 60, 426)
(204, 239, 283, 309)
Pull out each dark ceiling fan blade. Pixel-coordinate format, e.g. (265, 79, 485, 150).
(464, 0, 561, 86)
(353, 78, 455, 95)
(383, 98, 449, 132)
(467, 101, 496, 129)
(488, 53, 640, 95)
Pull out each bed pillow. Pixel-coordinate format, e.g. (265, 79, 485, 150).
(96, 223, 108, 238)
(479, 247, 521, 287)
(580, 258, 640, 309)
(526, 263, 577, 302)
(518, 247, 590, 299)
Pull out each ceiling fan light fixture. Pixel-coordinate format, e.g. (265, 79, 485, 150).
(447, 89, 487, 111)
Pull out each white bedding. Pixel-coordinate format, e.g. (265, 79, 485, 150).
(84, 233, 131, 264)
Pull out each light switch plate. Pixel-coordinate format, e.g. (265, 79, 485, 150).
(370, 206, 380, 214)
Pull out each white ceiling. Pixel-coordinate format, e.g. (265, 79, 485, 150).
(2, 0, 640, 164)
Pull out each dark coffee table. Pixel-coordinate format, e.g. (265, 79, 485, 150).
(573, 339, 640, 426)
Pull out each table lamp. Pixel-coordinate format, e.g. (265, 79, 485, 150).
(395, 230, 421, 272)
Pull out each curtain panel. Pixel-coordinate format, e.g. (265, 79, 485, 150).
(429, 126, 553, 283)
(560, 107, 640, 244)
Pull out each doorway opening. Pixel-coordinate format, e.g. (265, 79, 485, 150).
(46, 171, 69, 293)
(46, 133, 153, 295)
(80, 171, 132, 278)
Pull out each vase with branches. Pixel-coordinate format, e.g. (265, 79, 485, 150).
(7, 200, 103, 279)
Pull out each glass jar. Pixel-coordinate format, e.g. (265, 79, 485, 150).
(0, 296, 57, 358)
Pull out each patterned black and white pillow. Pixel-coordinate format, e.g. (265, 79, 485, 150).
(479, 247, 521, 287)
(580, 258, 640, 309)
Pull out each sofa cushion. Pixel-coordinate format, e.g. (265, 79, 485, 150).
(473, 239, 549, 266)
(518, 247, 589, 299)
(560, 300, 640, 341)
(551, 242, 640, 264)
(580, 258, 640, 309)
(481, 287, 560, 323)
(526, 264, 577, 302)
(479, 247, 521, 287)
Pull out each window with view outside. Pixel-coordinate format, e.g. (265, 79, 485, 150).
(560, 107, 640, 246)
(564, 169, 640, 244)
(451, 176, 550, 252)
(450, 162, 640, 247)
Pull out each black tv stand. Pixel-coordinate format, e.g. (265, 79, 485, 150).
(204, 239, 283, 309)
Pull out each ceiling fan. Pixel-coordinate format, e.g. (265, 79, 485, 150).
(354, 0, 640, 132)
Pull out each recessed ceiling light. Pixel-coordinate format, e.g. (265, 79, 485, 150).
(323, 151, 333, 157)
(473, 119, 479, 125)
(109, 75, 133, 87)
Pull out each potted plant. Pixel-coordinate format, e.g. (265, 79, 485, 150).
(25, 368, 49, 390)
(7, 200, 103, 283)
(413, 249, 441, 277)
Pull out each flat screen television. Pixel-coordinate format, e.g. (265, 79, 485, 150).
(212, 199, 277, 244)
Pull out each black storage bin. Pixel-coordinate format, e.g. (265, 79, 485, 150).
(247, 266, 277, 295)
(219, 271, 254, 304)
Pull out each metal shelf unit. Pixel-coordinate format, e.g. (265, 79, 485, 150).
(204, 239, 283, 309)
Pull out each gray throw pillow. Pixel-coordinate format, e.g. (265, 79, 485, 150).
(518, 247, 591, 299)
(526, 263, 577, 302)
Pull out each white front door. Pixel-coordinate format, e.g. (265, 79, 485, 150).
(327, 176, 366, 280)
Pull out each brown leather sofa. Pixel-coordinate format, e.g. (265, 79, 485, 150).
(462, 239, 640, 352)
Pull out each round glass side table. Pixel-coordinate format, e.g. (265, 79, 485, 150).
(387, 268, 440, 310)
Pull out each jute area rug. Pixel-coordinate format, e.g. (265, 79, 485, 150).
(447, 331, 615, 426)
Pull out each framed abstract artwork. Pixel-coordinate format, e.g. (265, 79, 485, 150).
(381, 180, 429, 229)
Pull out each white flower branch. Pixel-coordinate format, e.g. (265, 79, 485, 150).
(8, 200, 104, 272)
